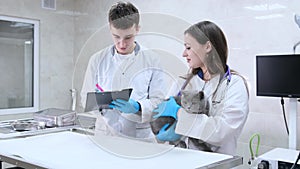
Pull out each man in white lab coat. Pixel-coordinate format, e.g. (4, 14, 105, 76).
(81, 2, 166, 140)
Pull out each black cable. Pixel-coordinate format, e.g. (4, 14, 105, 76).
(280, 97, 289, 135)
(290, 151, 300, 169)
(258, 160, 269, 169)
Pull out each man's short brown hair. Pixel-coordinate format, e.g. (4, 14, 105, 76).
(108, 1, 139, 29)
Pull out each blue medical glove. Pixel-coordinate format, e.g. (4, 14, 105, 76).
(109, 98, 140, 114)
(152, 97, 181, 120)
(156, 122, 181, 142)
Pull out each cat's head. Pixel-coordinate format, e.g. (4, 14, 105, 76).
(180, 90, 209, 114)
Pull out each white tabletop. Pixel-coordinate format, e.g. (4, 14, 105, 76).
(0, 131, 234, 169)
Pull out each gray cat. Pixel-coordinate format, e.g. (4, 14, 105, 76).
(178, 90, 209, 114)
(150, 90, 209, 148)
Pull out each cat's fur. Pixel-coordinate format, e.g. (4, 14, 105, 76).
(150, 90, 209, 148)
(176, 90, 209, 114)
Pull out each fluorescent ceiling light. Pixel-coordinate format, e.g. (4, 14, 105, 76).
(255, 14, 283, 20)
(55, 10, 88, 16)
(245, 3, 286, 11)
(25, 41, 32, 44)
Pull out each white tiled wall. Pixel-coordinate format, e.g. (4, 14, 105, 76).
(1, 0, 300, 168)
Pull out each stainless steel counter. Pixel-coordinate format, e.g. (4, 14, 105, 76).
(0, 114, 96, 139)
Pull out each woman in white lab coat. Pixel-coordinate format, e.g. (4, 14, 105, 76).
(153, 21, 249, 155)
(81, 2, 166, 140)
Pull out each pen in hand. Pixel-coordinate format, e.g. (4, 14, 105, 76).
(96, 84, 104, 92)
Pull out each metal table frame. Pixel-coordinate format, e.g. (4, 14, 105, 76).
(0, 154, 242, 169)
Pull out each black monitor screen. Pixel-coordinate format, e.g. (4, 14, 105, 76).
(256, 54, 300, 98)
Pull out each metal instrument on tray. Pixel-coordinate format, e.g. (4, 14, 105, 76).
(11, 120, 46, 131)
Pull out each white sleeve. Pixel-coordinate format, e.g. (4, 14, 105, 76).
(80, 53, 99, 108)
(135, 50, 175, 122)
(165, 78, 182, 98)
(138, 62, 168, 122)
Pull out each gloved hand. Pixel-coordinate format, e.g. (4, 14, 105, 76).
(152, 97, 181, 120)
(156, 122, 181, 142)
(109, 98, 140, 114)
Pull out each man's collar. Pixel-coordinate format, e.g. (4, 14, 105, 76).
(110, 42, 140, 56)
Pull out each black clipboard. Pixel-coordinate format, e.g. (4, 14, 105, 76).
(84, 88, 133, 112)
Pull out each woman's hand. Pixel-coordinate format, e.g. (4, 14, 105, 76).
(156, 122, 181, 142)
(152, 97, 181, 120)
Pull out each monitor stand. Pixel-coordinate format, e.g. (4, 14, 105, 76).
(288, 98, 298, 149)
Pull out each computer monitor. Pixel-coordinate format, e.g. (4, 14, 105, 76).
(256, 54, 300, 98)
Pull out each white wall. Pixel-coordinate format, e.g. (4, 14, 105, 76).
(1, 0, 300, 168)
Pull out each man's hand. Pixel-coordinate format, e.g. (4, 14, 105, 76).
(110, 99, 140, 114)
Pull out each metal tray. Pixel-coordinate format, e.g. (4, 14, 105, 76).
(11, 120, 45, 131)
(33, 108, 76, 127)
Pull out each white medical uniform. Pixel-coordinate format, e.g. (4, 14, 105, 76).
(172, 73, 249, 155)
(81, 42, 166, 140)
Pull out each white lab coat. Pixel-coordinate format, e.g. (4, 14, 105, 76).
(173, 73, 249, 155)
(81, 42, 166, 140)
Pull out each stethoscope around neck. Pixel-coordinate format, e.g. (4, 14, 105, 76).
(207, 65, 232, 104)
(197, 65, 231, 83)
(195, 65, 232, 105)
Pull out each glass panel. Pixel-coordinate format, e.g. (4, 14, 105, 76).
(0, 16, 39, 114)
